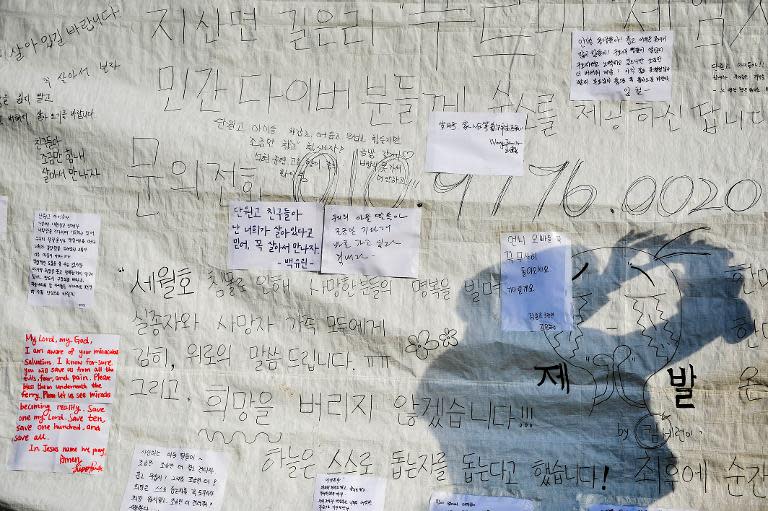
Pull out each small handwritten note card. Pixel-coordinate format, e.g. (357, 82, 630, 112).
(429, 492, 535, 511)
(571, 31, 673, 101)
(314, 474, 387, 511)
(120, 445, 230, 511)
(28, 211, 100, 308)
(426, 112, 526, 175)
(9, 332, 120, 474)
(321, 205, 421, 278)
(229, 201, 324, 271)
(501, 232, 572, 332)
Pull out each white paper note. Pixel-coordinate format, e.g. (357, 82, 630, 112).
(9, 331, 119, 474)
(0, 196, 7, 239)
(120, 445, 230, 511)
(28, 211, 100, 308)
(21, 333, 120, 403)
(321, 205, 421, 278)
(228, 201, 324, 271)
(571, 31, 674, 101)
(314, 474, 387, 511)
(8, 401, 111, 474)
(501, 232, 572, 332)
(426, 112, 526, 175)
(429, 492, 535, 511)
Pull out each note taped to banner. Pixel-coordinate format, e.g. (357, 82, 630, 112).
(571, 31, 673, 101)
(28, 211, 100, 309)
(321, 205, 421, 278)
(426, 112, 526, 175)
(228, 201, 324, 272)
(501, 232, 572, 332)
(429, 492, 535, 511)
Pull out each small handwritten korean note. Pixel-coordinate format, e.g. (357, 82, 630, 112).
(0, 196, 7, 238)
(571, 31, 673, 101)
(9, 332, 120, 474)
(228, 201, 324, 271)
(321, 206, 421, 278)
(426, 112, 526, 175)
(120, 446, 230, 511)
(501, 233, 572, 332)
(430, 493, 534, 511)
(314, 474, 387, 511)
(28, 211, 100, 308)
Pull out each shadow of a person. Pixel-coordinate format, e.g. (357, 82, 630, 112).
(416, 227, 752, 510)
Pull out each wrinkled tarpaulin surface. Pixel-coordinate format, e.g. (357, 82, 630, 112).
(0, 1, 766, 510)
